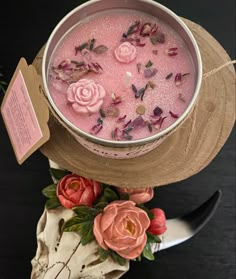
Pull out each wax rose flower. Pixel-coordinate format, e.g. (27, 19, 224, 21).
(116, 187, 154, 204)
(114, 42, 137, 63)
(148, 208, 167, 235)
(56, 174, 101, 209)
(66, 78, 106, 114)
(93, 200, 150, 259)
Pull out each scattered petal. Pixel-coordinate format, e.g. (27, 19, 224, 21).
(144, 68, 158, 78)
(93, 45, 108, 54)
(153, 106, 163, 117)
(169, 111, 179, 118)
(165, 73, 173, 80)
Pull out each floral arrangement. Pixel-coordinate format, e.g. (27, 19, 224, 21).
(42, 168, 167, 265)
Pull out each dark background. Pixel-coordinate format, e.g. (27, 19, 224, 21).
(0, 0, 235, 278)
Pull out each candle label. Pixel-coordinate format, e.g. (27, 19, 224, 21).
(1, 58, 50, 164)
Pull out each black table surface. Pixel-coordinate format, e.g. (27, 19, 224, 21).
(0, 1, 235, 278)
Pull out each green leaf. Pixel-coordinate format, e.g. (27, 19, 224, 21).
(147, 232, 162, 244)
(63, 216, 95, 245)
(49, 168, 70, 181)
(94, 201, 109, 210)
(119, 193, 130, 200)
(104, 187, 119, 202)
(142, 242, 155, 261)
(99, 247, 109, 261)
(42, 184, 57, 198)
(137, 204, 155, 220)
(110, 250, 127, 266)
(73, 205, 99, 220)
(63, 216, 84, 232)
(80, 224, 95, 245)
(45, 197, 61, 209)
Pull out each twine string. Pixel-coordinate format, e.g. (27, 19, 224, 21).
(203, 60, 236, 79)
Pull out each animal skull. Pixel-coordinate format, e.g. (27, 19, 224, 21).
(31, 207, 129, 279)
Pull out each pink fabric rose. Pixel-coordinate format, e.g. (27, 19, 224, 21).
(114, 42, 137, 63)
(93, 200, 150, 259)
(148, 208, 167, 235)
(56, 174, 101, 209)
(116, 187, 154, 204)
(66, 78, 106, 114)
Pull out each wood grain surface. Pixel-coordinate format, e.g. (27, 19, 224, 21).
(33, 19, 235, 188)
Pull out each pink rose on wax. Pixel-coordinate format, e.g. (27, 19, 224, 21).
(148, 208, 167, 235)
(116, 187, 154, 204)
(93, 200, 150, 259)
(66, 78, 106, 114)
(114, 42, 137, 63)
(56, 174, 101, 209)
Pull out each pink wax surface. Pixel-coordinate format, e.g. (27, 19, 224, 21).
(48, 9, 196, 141)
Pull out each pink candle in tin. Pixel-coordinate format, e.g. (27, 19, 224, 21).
(48, 9, 196, 141)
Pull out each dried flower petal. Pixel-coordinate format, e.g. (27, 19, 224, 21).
(106, 107, 120, 118)
(144, 67, 157, 78)
(137, 63, 142, 73)
(140, 23, 153, 36)
(166, 47, 178, 57)
(93, 45, 108, 54)
(132, 84, 138, 94)
(71, 60, 85, 67)
(147, 80, 156, 89)
(151, 116, 167, 129)
(175, 73, 182, 86)
(178, 93, 186, 103)
(90, 123, 103, 135)
(89, 38, 96, 50)
(150, 31, 165, 45)
(153, 106, 163, 117)
(75, 42, 88, 55)
(165, 73, 173, 80)
(117, 115, 127, 122)
(111, 127, 122, 140)
(152, 49, 158, 55)
(127, 116, 146, 130)
(145, 60, 153, 68)
(125, 20, 140, 36)
(147, 121, 153, 132)
(169, 111, 179, 118)
(99, 109, 106, 118)
(123, 119, 132, 129)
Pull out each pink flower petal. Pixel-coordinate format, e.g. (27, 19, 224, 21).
(93, 214, 108, 250)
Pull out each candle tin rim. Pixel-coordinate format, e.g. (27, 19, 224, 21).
(42, 0, 202, 148)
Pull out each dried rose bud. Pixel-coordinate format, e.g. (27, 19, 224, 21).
(140, 23, 153, 36)
(175, 73, 182, 86)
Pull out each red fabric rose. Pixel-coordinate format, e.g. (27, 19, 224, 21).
(148, 208, 167, 235)
(56, 174, 101, 209)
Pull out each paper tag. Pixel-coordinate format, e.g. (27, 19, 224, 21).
(1, 58, 50, 164)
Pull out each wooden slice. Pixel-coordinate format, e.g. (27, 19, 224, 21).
(33, 18, 235, 188)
